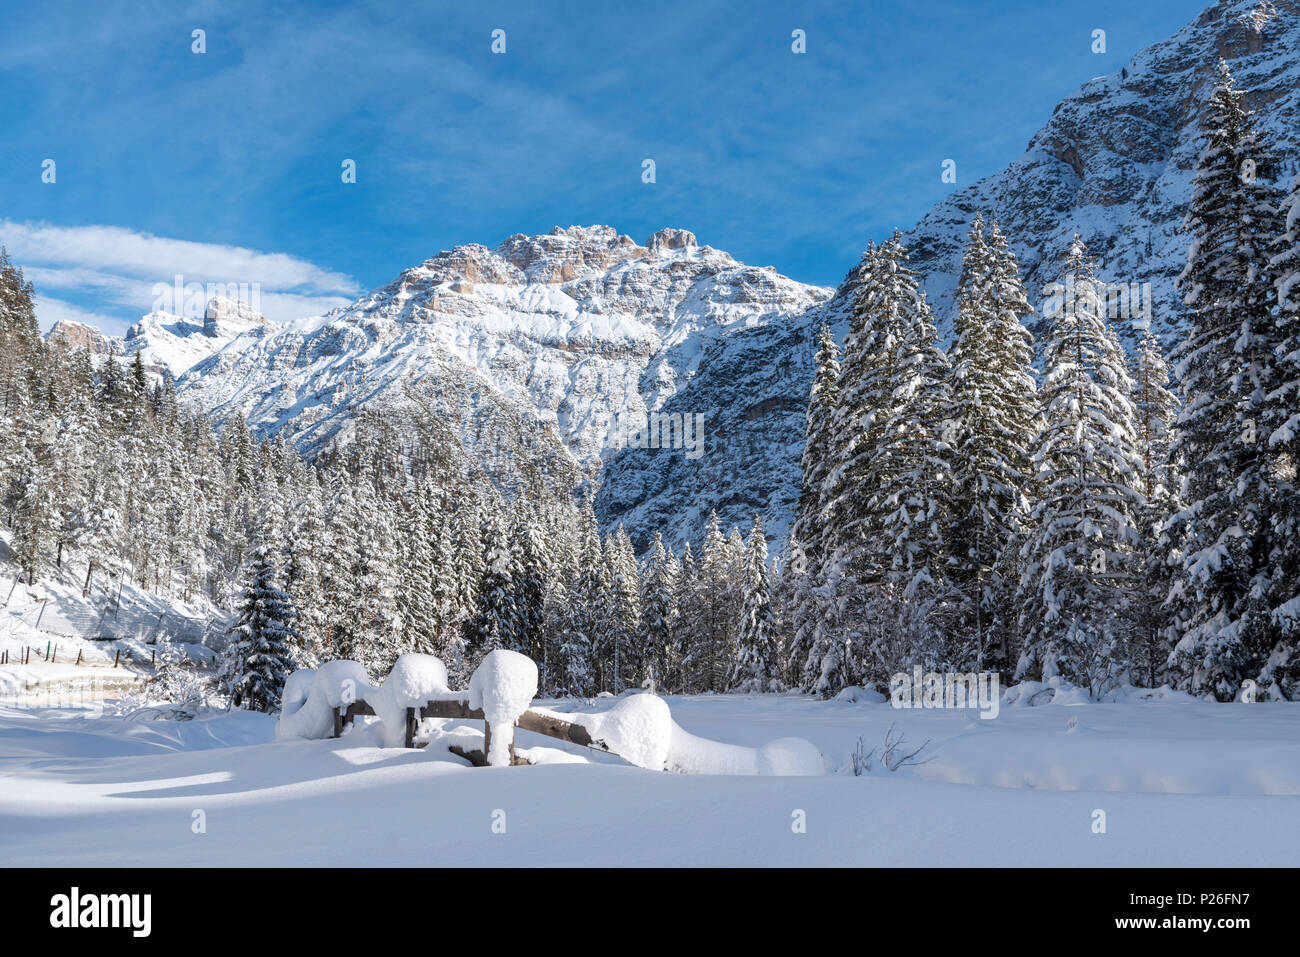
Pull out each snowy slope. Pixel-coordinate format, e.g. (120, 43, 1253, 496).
(121, 298, 271, 378)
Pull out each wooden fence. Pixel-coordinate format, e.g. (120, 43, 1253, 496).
(331, 695, 614, 766)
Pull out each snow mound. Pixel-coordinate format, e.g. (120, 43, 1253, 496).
(571, 694, 673, 770)
(757, 737, 826, 776)
(664, 722, 825, 776)
(282, 669, 316, 718)
(370, 654, 450, 748)
(833, 685, 887, 704)
(276, 660, 372, 740)
(468, 650, 537, 766)
(1002, 679, 1205, 707)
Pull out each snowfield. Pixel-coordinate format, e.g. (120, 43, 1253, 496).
(2, 692, 1297, 867)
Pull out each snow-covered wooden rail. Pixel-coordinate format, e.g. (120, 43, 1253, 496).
(297, 650, 825, 776)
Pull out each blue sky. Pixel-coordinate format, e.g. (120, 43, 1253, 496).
(0, 0, 1203, 334)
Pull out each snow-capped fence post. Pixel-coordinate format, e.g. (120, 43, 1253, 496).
(482, 719, 515, 767)
(468, 650, 536, 767)
(330, 700, 376, 738)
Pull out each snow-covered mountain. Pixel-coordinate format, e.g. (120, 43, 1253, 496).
(46, 297, 271, 379)
(902, 0, 1300, 347)
(172, 226, 831, 542)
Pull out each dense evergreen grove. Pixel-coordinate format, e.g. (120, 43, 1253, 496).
(793, 62, 1299, 701)
(1, 62, 1296, 708)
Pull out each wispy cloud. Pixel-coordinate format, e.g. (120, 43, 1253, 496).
(1, 220, 360, 334)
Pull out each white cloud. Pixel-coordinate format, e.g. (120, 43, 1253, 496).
(33, 296, 130, 336)
(1, 219, 361, 331)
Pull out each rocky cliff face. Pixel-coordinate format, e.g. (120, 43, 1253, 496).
(46, 320, 113, 355)
(901, 0, 1300, 347)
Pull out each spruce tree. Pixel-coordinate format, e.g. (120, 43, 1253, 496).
(1168, 60, 1289, 699)
(729, 516, 779, 692)
(869, 235, 955, 599)
(1130, 323, 1181, 686)
(794, 323, 842, 577)
(946, 217, 1038, 673)
(464, 496, 517, 668)
(223, 540, 297, 712)
(639, 530, 680, 692)
(1016, 237, 1145, 694)
(605, 525, 642, 691)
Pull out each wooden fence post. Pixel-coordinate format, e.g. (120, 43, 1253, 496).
(405, 707, 417, 749)
(482, 719, 517, 766)
(114, 649, 121, 668)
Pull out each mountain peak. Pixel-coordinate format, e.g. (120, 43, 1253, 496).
(646, 227, 697, 252)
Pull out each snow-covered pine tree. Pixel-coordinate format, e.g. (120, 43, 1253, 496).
(395, 485, 439, 657)
(794, 322, 842, 578)
(555, 498, 607, 695)
(508, 500, 551, 664)
(1130, 323, 1181, 686)
(681, 511, 733, 692)
(823, 241, 893, 587)
(427, 485, 462, 657)
(868, 234, 955, 600)
(1168, 60, 1290, 700)
(639, 530, 679, 692)
(1016, 237, 1145, 694)
(281, 485, 328, 669)
(222, 538, 297, 712)
(1264, 171, 1300, 696)
(464, 494, 517, 668)
(728, 516, 779, 692)
(353, 483, 401, 675)
(673, 541, 699, 692)
(323, 480, 372, 662)
(946, 216, 1038, 674)
(605, 524, 642, 692)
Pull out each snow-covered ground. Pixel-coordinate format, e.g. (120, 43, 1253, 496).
(2, 691, 1296, 866)
(0, 532, 224, 702)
